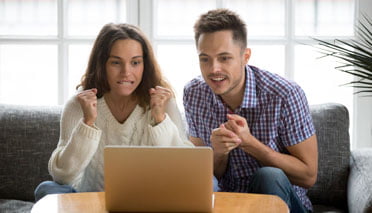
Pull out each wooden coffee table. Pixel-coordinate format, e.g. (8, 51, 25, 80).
(31, 192, 289, 213)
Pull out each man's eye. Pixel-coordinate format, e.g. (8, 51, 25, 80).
(221, 56, 231, 61)
(199, 57, 208, 63)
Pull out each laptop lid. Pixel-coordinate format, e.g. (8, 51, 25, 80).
(104, 146, 213, 212)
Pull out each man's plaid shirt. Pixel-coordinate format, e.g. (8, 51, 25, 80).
(183, 65, 315, 211)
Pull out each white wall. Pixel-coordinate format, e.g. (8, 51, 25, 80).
(353, 0, 372, 149)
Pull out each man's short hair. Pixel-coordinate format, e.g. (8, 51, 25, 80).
(194, 8, 247, 50)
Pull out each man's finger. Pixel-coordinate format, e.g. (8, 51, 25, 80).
(226, 113, 242, 120)
(227, 114, 246, 126)
(213, 125, 236, 137)
(226, 119, 241, 133)
(213, 134, 241, 143)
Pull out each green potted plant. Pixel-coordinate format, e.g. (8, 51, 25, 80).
(313, 15, 372, 95)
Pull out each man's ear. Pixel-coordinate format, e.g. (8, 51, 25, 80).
(243, 48, 251, 64)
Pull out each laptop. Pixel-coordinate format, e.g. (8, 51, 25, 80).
(104, 146, 214, 212)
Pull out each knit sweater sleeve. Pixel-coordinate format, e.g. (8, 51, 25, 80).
(48, 96, 102, 185)
(145, 98, 194, 147)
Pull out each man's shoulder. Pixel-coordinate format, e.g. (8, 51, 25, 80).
(252, 66, 303, 98)
(184, 76, 210, 94)
(183, 76, 214, 109)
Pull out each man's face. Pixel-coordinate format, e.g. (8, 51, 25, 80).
(197, 30, 250, 100)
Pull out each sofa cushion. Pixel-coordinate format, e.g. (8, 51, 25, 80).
(0, 104, 62, 202)
(348, 148, 372, 213)
(0, 199, 33, 213)
(312, 204, 344, 213)
(308, 103, 350, 211)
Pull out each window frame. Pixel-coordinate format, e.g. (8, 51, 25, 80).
(139, 0, 370, 149)
(0, 0, 139, 104)
(1, 0, 371, 148)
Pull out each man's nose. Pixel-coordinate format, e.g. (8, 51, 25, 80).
(211, 59, 222, 73)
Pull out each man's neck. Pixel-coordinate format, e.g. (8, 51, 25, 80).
(220, 89, 244, 111)
(220, 68, 246, 111)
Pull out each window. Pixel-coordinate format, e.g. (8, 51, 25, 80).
(1, 0, 371, 148)
(0, 44, 58, 105)
(151, 0, 355, 107)
(0, 0, 128, 105)
(149, 0, 357, 145)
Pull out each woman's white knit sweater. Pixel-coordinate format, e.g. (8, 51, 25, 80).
(48, 96, 193, 192)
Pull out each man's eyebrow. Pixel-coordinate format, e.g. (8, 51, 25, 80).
(198, 52, 233, 57)
(217, 52, 233, 56)
(198, 53, 209, 57)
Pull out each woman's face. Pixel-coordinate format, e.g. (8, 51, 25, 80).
(105, 39, 144, 98)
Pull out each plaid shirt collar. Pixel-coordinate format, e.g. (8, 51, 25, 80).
(211, 65, 258, 110)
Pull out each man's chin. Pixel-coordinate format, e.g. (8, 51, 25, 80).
(210, 87, 227, 96)
(206, 81, 228, 95)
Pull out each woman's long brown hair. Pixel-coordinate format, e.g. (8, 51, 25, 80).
(77, 23, 172, 109)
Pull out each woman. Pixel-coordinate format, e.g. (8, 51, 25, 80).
(34, 23, 193, 201)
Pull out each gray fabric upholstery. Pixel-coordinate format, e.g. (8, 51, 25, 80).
(0, 199, 33, 213)
(0, 104, 61, 203)
(348, 148, 372, 213)
(309, 103, 350, 211)
(0, 102, 371, 212)
(312, 204, 345, 213)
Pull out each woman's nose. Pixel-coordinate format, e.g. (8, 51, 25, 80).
(120, 64, 131, 76)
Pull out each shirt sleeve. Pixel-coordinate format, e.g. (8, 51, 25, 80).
(183, 82, 199, 138)
(48, 96, 102, 185)
(280, 84, 316, 146)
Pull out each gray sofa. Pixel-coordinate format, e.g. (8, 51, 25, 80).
(0, 103, 371, 212)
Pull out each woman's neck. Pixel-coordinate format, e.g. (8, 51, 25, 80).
(105, 93, 134, 109)
(104, 93, 138, 123)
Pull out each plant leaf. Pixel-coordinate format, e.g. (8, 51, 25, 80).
(312, 15, 372, 95)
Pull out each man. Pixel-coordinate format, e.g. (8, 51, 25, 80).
(183, 9, 318, 212)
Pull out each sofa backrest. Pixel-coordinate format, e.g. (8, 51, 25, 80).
(308, 103, 350, 210)
(0, 102, 351, 207)
(0, 104, 62, 202)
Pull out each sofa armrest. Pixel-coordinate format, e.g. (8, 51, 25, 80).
(0, 104, 62, 201)
(348, 148, 372, 213)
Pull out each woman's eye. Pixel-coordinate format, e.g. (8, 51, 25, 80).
(111, 61, 120, 65)
(132, 61, 141, 66)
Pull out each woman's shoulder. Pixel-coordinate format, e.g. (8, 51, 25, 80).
(64, 94, 79, 109)
(61, 94, 84, 117)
